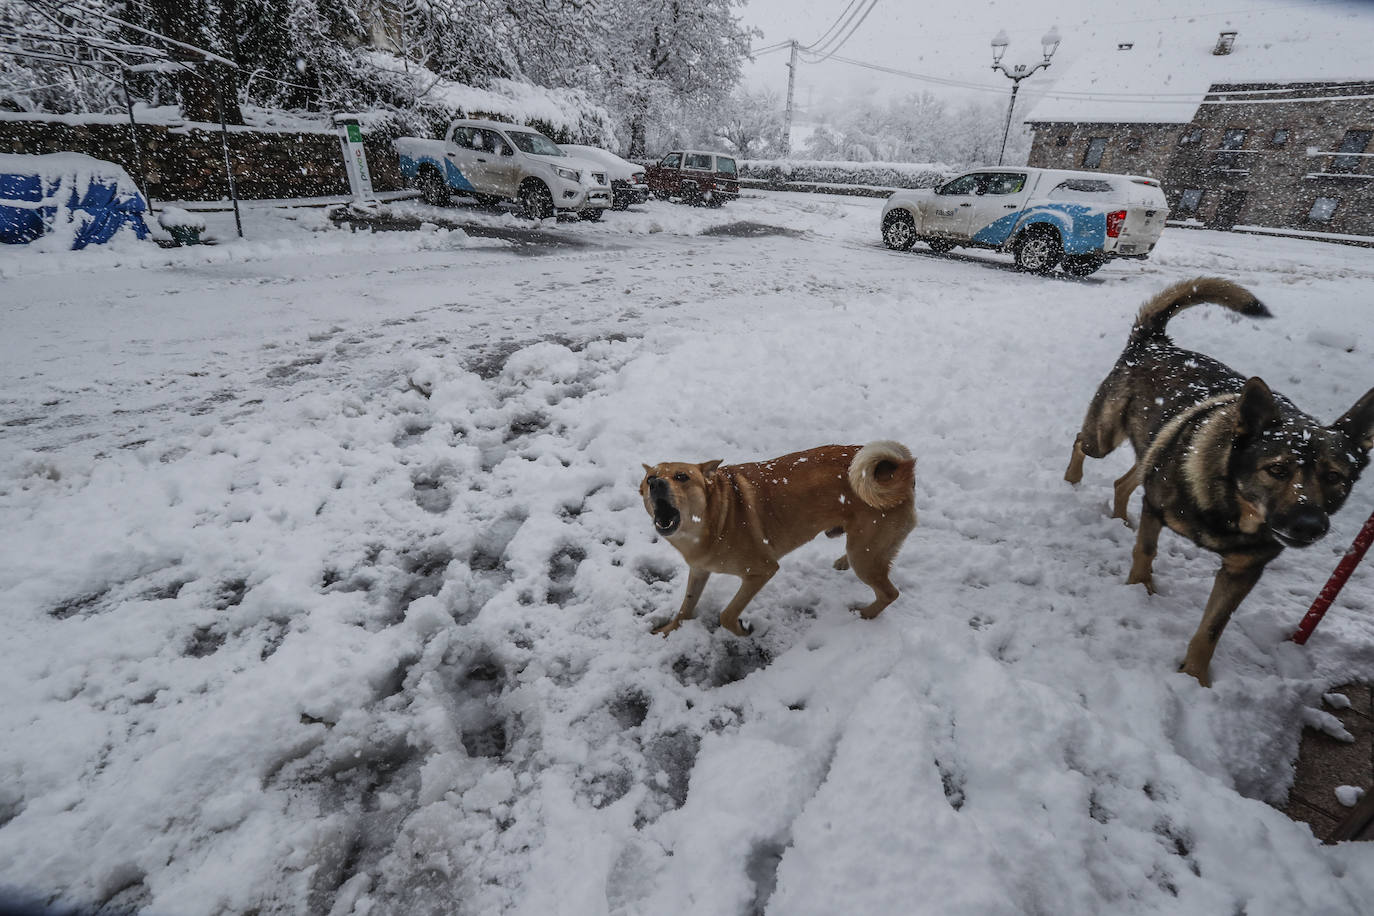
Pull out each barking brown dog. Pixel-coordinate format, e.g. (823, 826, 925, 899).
(640, 441, 917, 636)
(1065, 277, 1374, 686)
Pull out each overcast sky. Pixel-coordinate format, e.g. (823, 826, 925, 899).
(737, 0, 1374, 116)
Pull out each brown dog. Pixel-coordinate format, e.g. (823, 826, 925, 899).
(640, 441, 917, 636)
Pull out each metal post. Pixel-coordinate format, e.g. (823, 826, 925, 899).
(215, 81, 244, 238)
(782, 40, 798, 158)
(997, 78, 1020, 166)
(1292, 508, 1374, 645)
(119, 69, 154, 215)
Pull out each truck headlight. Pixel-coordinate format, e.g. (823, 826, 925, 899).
(555, 167, 580, 182)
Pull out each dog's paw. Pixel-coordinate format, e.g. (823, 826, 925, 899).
(652, 620, 682, 637)
(1177, 660, 1211, 688)
(722, 618, 755, 637)
(1125, 571, 1156, 595)
(833, 555, 850, 571)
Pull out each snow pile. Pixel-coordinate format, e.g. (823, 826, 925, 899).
(1, 191, 1374, 915)
(156, 206, 207, 232)
(0, 104, 183, 127)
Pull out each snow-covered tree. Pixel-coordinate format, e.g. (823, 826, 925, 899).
(0, 0, 757, 147)
(712, 86, 783, 158)
(596, 0, 757, 156)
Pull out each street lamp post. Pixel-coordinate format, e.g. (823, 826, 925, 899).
(990, 26, 1061, 166)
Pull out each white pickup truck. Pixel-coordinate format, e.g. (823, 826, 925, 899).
(880, 167, 1167, 276)
(396, 118, 613, 220)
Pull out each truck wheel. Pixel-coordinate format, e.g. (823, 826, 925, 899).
(1062, 253, 1106, 277)
(1014, 227, 1063, 273)
(520, 182, 555, 220)
(419, 168, 450, 207)
(927, 238, 957, 254)
(881, 211, 916, 251)
(578, 208, 604, 221)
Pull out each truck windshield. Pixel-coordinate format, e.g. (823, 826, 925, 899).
(508, 131, 565, 157)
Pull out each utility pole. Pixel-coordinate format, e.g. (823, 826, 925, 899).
(783, 40, 798, 158)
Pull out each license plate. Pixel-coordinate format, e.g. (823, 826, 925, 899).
(1119, 244, 1138, 254)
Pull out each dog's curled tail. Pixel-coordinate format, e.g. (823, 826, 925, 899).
(849, 440, 916, 510)
(1128, 276, 1271, 349)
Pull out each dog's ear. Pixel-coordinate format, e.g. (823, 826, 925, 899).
(1333, 387, 1374, 453)
(699, 459, 723, 479)
(642, 463, 654, 476)
(1236, 377, 1279, 438)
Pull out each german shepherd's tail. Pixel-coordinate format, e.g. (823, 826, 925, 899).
(1128, 276, 1270, 349)
(849, 441, 916, 510)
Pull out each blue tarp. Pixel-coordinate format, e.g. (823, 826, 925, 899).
(0, 153, 150, 249)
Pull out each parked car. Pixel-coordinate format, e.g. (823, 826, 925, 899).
(558, 144, 648, 210)
(395, 119, 613, 220)
(644, 150, 740, 207)
(880, 167, 1168, 275)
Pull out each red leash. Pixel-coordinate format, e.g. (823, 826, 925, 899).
(1292, 507, 1374, 645)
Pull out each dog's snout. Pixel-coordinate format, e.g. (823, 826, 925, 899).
(649, 477, 669, 499)
(1288, 508, 1329, 542)
(1276, 507, 1330, 546)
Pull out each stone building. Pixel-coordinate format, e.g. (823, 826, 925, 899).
(1023, 26, 1374, 237)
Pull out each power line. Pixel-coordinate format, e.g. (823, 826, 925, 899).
(800, 0, 865, 52)
(803, 0, 879, 63)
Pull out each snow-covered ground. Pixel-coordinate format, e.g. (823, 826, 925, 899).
(2, 191, 1373, 915)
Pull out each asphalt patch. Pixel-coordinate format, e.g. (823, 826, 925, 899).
(698, 221, 804, 239)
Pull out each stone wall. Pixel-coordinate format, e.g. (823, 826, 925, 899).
(0, 116, 406, 202)
(1163, 84, 1374, 236)
(1027, 122, 1180, 180)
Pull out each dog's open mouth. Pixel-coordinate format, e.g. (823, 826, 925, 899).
(652, 498, 681, 536)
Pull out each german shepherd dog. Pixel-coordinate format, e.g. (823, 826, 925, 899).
(1065, 277, 1374, 685)
(641, 442, 917, 637)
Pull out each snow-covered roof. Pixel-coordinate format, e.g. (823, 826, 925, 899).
(1022, 15, 1374, 125)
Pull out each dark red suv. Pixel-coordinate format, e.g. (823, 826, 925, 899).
(644, 150, 740, 207)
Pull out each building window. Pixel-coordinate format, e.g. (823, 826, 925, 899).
(1180, 128, 1203, 146)
(1055, 135, 1068, 147)
(1213, 128, 1248, 169)
(1307, 197, 1339, 223)
(1177, 189, 1205, 215)
(1332, 129, 1372, 173)
(1270, 129, 1289, 147)
(1213, 31, 1237, 55)
(1082, 137, 1108, 169)
(1125, 136, 1142, 152)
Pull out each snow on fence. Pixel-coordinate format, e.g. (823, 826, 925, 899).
(737, 158, 956, 197)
